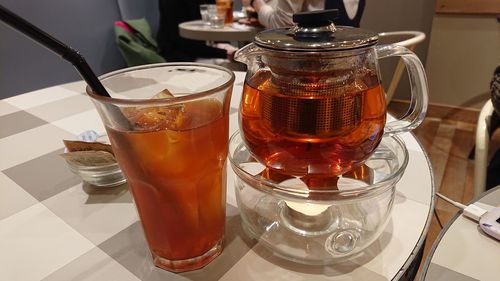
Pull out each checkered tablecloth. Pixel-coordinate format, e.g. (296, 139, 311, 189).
(0, 72, 434, 281)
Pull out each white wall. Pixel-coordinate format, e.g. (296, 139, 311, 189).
(425, 14, 500, 109)
(0, 0, 127, 98)
(361, 0, 436, 101)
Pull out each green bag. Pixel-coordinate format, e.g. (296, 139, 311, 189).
(114, 18, 166, 67)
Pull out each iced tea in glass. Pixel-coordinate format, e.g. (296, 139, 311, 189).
(87, 63, 234, 272)
(216, 0, 233, 24)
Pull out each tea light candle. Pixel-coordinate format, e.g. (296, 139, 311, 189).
(285, 201, 330, 216)
(277, 178, 331, 216)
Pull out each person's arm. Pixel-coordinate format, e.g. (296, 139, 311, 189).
(251, 0, 314, 28)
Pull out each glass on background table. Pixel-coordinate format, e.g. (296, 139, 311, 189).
(0, 71, 433, 280)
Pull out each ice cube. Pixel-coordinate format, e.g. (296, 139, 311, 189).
(126, 107, 186, 131)
(121, 89, 188, 131)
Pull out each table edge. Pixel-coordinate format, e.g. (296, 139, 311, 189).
(418, 185, 500, 280)
(178, 20, 262, 42)
(394, 131, 436, 280)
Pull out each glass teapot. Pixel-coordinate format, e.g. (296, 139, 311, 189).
(234, 10, 428, 178)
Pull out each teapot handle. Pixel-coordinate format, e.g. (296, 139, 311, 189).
(376, 44, 429, 136)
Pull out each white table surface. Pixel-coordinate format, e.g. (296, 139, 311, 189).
(0, 70, 434, 281)
(421, 186, 500, 281)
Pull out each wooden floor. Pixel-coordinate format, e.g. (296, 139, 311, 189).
(387, 100, 500, 280)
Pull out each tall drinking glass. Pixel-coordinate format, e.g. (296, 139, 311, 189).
(216, 0, 233, 24)
(199, 4, 210, 24)
(87, 63, 234, 272)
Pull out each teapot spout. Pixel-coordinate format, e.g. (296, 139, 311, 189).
(234, 43, 262, 65)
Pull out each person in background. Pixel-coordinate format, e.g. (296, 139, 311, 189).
(240, 0, 276, 26)
(486, 65, 500, 189)
(242, 0, 365, 28)
(156, 0, 237, 62)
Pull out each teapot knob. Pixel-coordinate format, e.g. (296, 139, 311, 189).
(290, 9, 338, 40)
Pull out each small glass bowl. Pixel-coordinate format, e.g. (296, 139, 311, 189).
(64, 131, 126, 187)
(67, 161, 126, 187)
(228, 131, 409, 265)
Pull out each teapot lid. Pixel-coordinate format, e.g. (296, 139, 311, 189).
(254, 10, 378, 51)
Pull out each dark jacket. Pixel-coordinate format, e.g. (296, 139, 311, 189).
(156, 0, 227, 62)
(491, 65, 500, 117)
(325, 0, 366, 28)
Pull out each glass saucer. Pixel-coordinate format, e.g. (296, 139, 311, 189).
(229, 131, 409, 264)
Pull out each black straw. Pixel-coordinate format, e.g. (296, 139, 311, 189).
(0, 4, 110, 97)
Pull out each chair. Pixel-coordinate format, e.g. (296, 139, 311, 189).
(474, 100, 495, 196)
(378, 31, 426, 103)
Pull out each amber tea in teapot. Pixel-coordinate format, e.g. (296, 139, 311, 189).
(240, 69, 386, 176)
(235, 10, 428, 178)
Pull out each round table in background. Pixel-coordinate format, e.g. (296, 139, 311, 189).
(178, 20, 262, 43)
(421, 186, 500, 281)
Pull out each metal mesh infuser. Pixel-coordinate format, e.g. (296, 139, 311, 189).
(245, 10, 379, 139)
(261, 79, 364, 137)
